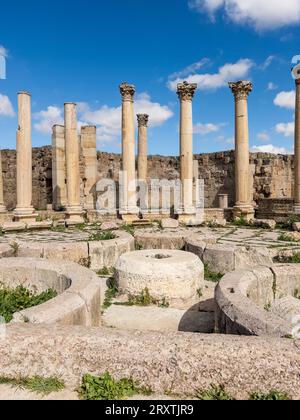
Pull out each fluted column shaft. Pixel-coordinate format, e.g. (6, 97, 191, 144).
(177, 81, 197, 216)
(52, 125, 67, 210)
(137, 114, 149, 181)
(14, 92, 36, 220)
(81, 125, 97, 210)
(229, 81, 254, 219)
(120, 83, 139, 216)
(64, 103, 84, 223)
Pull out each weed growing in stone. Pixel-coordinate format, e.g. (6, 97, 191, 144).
(51, 226, 66, 233)
(0, 376, 65, 395)
(80, 372, 151, 400)
(0, 284, 57, 323)
(98, 267, 114, 277)
(89, 231, 116, 241)
(249, 391, 290, 401)
(231, 217, 249, 227)
(197, 385, 234, 400)
(204, 264, 223, 283)
(278, 233, 299, 243)
(288, 252, 300, 264)
(102, 279, 118, 310)
(115, 288, 170, 308)
(9, 241, 20, 257)
(121, 224, 135, 236)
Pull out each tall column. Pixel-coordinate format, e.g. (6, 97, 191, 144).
(64, 103, 84, 224)
(294, 79, 300, 213)
(14, 92, 37, 222)
(119, 82, 139, 220)
(137, 114, 149, 182)
(229, 81, 254, 220)
(81, 125, 97, 210)
(52, 125, 67, 211)
(0, 149, 6, 213)
(177, 81, 197, 223)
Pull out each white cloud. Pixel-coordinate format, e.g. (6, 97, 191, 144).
(0, 46, 8, 58)
(252, 144, 292, 154)
(82, 93, 174, 144)
(260, 55, 275, 70)
(169, 58, 210, 80)
(258, 131, 270, 142)
(194, 122, 221, 135)
(168, 58, 253, 91)
(33, 106, 63, 134)
(0, 94, 15, 117)
(34, 94, 173, 143)
(274, 91, 295, 109)
(275, 122, 294, 137)
(189, 0, 300, 31)
(267, 82, 278, 91)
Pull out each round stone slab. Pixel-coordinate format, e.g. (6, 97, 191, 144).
(115, 250, 204, 304)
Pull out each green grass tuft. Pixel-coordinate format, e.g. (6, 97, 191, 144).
(0, 376, 65, 395)
(0, 284, 57, 323)
(249, 391, 290, 401)
(102, 279, 118, 310)
(89, 231, 116, 241)
(197, 385, 234, 400)
(121, 224, 135, 236)
(204, 264, 223, 283)
(80, 372, 151, 401)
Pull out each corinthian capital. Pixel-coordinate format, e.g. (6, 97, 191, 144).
(229, 80, 253, 101)
(137, 114, 149, 127)
(120, 82, 136, 102)
(177, 81, 197, 102)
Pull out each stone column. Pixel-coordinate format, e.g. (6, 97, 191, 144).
(0, 149, 6, 213)
(294, 79, 300, 213)
(64, 103, 84, 224)
(14, 92, 37, 222)
(137, 114, 149, 182)
(81, 126, 97, 210)
(229, 81, 254, 220)
(52, 125, 67, 211)
(119, 82, 139, 220)
(177, 81, 197, 223)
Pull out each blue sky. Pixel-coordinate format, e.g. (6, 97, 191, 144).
(0, 0, 300, 155)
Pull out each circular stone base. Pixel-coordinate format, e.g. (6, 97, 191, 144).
(115, 250, 204, 304)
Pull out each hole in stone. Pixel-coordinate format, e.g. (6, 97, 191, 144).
(147, 254, 172, 260)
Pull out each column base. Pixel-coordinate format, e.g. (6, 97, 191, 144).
(65, 207, 85, 226)
(178, 213, 204, 226)
(140, 213, 171, 221)
(233, 205, 255, 221)
(121, 213, 140, 223)
(14, 206, 37, 223)
(119, 206, 140, 223)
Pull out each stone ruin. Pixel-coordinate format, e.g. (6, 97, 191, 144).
(1, 79, 300, 400)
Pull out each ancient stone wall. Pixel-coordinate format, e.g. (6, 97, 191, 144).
(0, 146, 295, 210)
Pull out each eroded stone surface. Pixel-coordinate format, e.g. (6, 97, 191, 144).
(115, 250, 204, 304)
(1, 324, 300, 400)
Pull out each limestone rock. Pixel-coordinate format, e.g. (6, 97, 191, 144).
(101, 221, 119, 231)
(293, 222, 300, 232)
(161, 218, 179, 229)
(251, 219, 276, 230)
